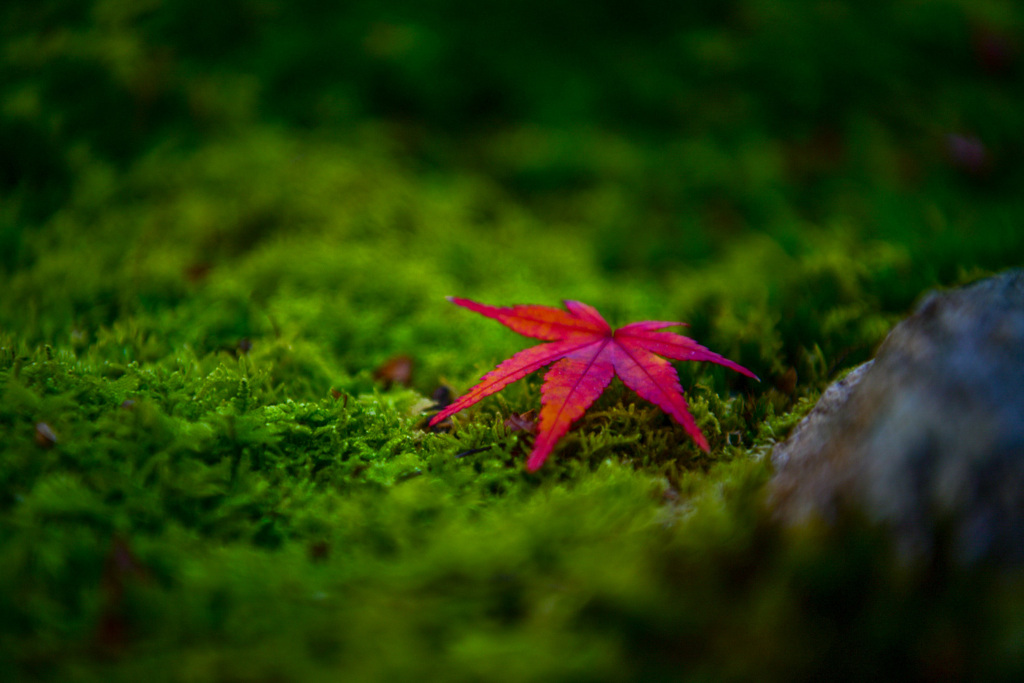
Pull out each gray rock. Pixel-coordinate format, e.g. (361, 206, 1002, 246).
(770, 269, 1024, 565)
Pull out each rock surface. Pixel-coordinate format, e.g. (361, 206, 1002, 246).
(770, 269, 1024, 565)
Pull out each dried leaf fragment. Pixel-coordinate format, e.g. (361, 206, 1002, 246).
(34, 422, 57, 448)
(373, 354, 414, 388)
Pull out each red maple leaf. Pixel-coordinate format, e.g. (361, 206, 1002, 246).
(430, 298, 758, 471)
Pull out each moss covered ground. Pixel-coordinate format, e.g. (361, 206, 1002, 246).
(2, 1, 1024, 680)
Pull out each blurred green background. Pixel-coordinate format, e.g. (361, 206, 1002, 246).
(2, 1, 1024, 681)
(2, 0, 1022, 385)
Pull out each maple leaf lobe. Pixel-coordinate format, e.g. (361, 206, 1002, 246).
(431, 298, 758, 471)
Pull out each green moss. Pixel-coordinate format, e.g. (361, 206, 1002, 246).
(3, 1, 1024, 680)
